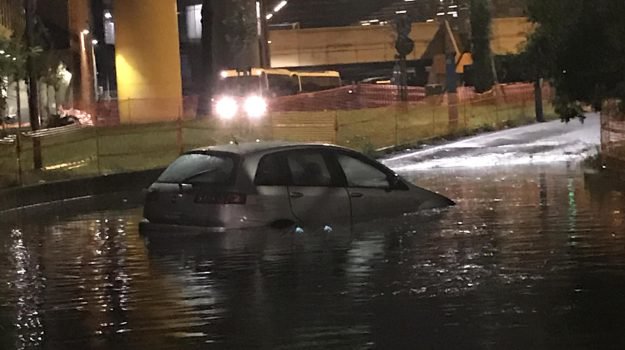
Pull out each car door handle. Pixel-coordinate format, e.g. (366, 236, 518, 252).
(290, 192, 304, 199)
(350, 192, 364, 198)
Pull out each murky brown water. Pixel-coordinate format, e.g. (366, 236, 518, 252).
(1, 165, 625, 349)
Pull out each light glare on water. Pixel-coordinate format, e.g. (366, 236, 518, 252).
(1, 163, 625, 349)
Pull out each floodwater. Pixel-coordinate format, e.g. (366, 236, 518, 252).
(2, 163, 625, 349)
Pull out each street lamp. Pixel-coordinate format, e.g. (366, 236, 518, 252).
(90, 40, 99, 101)
(80, 29, 98, 101)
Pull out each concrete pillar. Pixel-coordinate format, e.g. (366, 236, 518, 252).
(212, 0, 261, 70)
(114, 0, 183, 123)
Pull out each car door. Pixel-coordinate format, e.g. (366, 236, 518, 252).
(252, 152, 297, 227)
(333, 152, 421, 221)
(284, 149, 351, 228)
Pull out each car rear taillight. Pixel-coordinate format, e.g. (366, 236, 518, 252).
(194, 192, 247, 205)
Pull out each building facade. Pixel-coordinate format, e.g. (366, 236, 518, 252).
(0, 0, 23, 35)
(90, 0, 530, 103)
(492, 0, 526, 18)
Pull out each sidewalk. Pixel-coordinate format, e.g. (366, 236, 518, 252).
(384, 114, 600, 171)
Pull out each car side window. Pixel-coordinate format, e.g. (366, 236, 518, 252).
(286, 151, 334, 187)
(337, 154, 390, 189)
(255, 153, 289, 186)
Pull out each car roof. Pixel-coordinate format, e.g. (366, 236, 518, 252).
(189, 141, 353, 156)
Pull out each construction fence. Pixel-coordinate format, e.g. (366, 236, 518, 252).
(601, 100, 625, 167)
(0, 83, 554, 189)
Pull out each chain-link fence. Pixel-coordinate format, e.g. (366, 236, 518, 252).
(330, 83, 553, 151)
(0, 83, 554, 189)
(0, 119, 274, 188)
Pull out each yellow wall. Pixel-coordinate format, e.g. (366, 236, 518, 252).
(269, 22, 439, 67)
(491, 17, 534, 55)
(270, 17, 533, 68)
(114, 0, 183, 123)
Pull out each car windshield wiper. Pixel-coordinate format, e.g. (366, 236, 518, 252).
(181, 168, 221, 183)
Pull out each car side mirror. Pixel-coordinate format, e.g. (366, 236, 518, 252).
(387, 174, 401, 191)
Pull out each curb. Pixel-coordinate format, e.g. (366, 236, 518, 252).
(0, 168, 164, 213)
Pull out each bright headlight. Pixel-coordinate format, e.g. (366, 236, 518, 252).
(243, 95, 267, 119)
(215, 96, 238, 120)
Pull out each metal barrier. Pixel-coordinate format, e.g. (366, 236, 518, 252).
(22, 124, 83, 138)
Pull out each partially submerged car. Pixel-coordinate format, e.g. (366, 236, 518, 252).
(140, 142, 454, 234)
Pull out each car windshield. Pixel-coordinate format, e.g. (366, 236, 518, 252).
(218, 76, 263, 96)
(157, 153, 235, 185)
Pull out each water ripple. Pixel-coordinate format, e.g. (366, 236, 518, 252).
(1, 166, 625, 349)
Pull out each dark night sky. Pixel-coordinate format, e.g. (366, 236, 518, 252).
(38, 0, 68, 28)
(37, 0, 70, 48)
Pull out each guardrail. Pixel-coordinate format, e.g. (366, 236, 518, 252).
(21, 124, 84, 138)
(0, 135, 16, 145)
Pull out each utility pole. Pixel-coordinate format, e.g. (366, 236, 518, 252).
(25, 0, 43, 169)
(534, 76, 545, 122)
(15, 79, 23, 185)
(258, 0, 271, 68)
(395, 14, 414, 102)
(196, 0, 214, 119)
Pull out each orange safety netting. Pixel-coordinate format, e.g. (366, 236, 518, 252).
(92, 82, 549, 124)
(601, 100, 625, 160)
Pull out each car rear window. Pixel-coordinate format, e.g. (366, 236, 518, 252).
(157, 153, 235, 185)
(255, 153, 289, 186)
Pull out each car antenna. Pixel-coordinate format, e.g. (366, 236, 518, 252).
(230, 135, 239, 146)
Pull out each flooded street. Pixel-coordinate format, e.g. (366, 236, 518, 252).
(2, 163, 625, 349)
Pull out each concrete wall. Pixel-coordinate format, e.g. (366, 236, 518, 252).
(269, 22, 439, 68)
(269, 17, 533, 68)
(0, 168, 162, 213)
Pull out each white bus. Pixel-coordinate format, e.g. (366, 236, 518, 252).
(219, 68, 342, 97)
(214, 68, 342, 119)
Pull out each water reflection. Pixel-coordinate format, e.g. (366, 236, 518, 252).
(1, 165, 625, 349)
(6, 229, 44, 349)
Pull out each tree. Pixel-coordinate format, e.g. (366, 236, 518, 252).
(525, 0, 625, 119)
(31, 17, 66, 119)
(221, 0, 257, 65)
(34, 50, 65, 118)
(0, 27, 31, 132)
(470, 0, 495, 93)
(0, 34, 17, 127)
(0, 1, 58, 168)
(25, 0, 43, 169)
(196, 0, 258, 119)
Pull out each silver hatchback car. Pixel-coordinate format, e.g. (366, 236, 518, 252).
(140, 142, 454, 234)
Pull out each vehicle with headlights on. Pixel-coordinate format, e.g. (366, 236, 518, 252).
(140, 142, 455, 234)
(213, 68, 342, 120)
